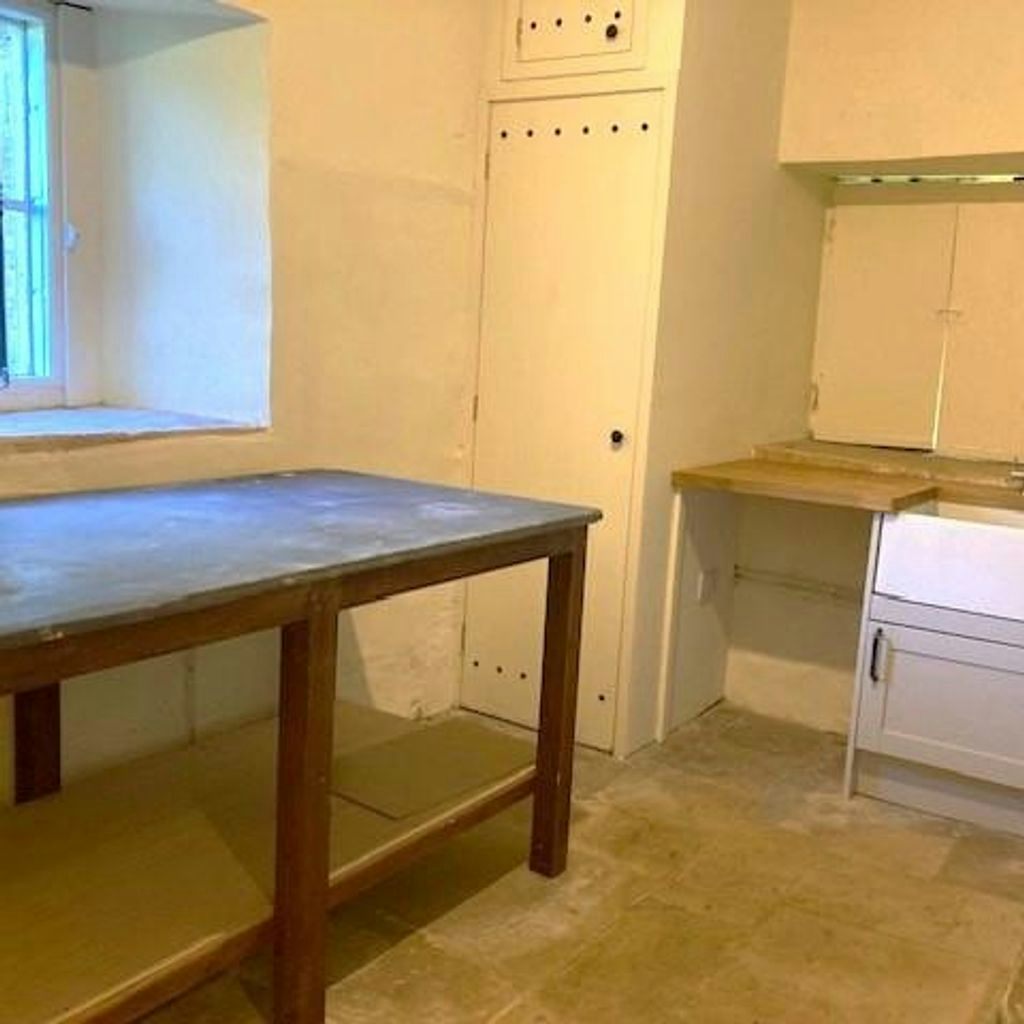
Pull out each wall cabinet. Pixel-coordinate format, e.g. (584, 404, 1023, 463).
(501, 0, 648, 81)
(811, 201, 1024, 461)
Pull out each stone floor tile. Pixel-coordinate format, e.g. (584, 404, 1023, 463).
(642, 825, 821, 927)
(530, 903, 742, 1024)
(487, 997, 569, 1023)
(940, 831, 1024, 905)
(787, 856, 1024, 967)
(424, 845, 650, 988)
(706, 906, 1006, 1024)
(569, 797, 703, 879)
(772, 788, 963, 879)
(325, 933, 518, 1024)
(354, 804, 532, 930)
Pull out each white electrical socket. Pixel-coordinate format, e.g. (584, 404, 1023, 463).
(696, 569, 719, 605)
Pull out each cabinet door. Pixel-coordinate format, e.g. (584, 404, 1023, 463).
(811, 204, 957, 449)
(463, 92, 663, 751)
(857, 622, 1024, 789)
(938, 203, 1024, 461)
(502, 0, 648, 81)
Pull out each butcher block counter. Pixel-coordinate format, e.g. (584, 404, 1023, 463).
(673, 438, 1024, 514)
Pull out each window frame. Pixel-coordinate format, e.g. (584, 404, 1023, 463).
(0, 0, 66, 411)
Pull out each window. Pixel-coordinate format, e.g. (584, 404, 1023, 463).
(0, 1, 56, 396)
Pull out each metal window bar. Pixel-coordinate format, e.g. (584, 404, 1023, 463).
(1, 179, 7, 388)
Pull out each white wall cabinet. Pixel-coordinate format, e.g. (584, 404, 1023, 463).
(811, 200, 1024, 461)
(811, 203, 956, 450)
(938, 203, 1024, 461)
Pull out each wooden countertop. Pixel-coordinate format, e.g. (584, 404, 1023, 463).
(674, 441, 1024, 514)
(672, 459, 939, 512)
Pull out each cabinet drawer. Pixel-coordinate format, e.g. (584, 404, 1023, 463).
(858, 623, 1024, 789)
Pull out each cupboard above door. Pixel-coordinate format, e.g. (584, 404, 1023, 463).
(810, 203, 957, 450)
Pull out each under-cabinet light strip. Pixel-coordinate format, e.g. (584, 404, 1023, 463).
(837, 174, 1024, 186)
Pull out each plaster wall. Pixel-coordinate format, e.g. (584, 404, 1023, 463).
(96, 10, 272, 423)
(781, 0, 1024, 167)
(724, 500, 871, 733)
(643, 0, 827, 745)
(0, 0, 487, 799)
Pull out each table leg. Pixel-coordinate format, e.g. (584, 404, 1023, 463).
(274, 598, 339, 1024)
(530, 530, 588, 878)
(14, 683, 62, 804)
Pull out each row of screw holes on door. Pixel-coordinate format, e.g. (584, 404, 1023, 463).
(471, 660, 608, 702)
(472, 659, 529, 681)
(528, 9, 622, 29)
(499, 122, 649, 140)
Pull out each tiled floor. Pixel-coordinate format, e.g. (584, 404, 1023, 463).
(148, 705, 1024, 1023)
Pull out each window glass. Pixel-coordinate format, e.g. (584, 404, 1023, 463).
(0, 8, 51, 383)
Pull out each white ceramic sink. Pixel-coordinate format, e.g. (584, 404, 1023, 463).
(876, 499, 1024, 621)
(915, 500, 1024, 530)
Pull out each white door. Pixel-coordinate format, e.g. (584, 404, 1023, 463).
(463, 91, 663, 750)
(811, 203, 957, 449)
(938, 203, 1024, 461)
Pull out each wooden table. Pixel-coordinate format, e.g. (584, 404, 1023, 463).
(0, 471, 599, 1024)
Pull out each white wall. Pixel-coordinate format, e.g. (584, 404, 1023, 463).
(634, 0, 828, 748)
(0, 0, 489, 801)
(96, 10, 271, 424)
(725, 499, 870, 733)
(781, 0, 1024, 168)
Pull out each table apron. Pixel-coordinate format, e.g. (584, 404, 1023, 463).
(0, 526, 584, 696)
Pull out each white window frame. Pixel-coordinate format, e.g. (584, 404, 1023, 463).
(0, 0, 66, 412)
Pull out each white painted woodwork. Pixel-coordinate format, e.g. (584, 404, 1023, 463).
(502, 0, 647, 81)
(855, 750, 1024, 840)
(871, 593, 1024, 650)
(811, 204, 956, 449)
(937, 203, 1024, 462)
(463, 91, 664, 750)
(876, 504, 1024, 622)
(857, 622, 1024, 790)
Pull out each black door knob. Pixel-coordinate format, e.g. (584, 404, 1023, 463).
(606, 23, 619, 40)
(610, 430, 626, 446)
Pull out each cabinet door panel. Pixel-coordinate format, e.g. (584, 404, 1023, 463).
(463, 92, 663, 751)
(858, 622, 1024, 789)
(938, 203, 1024, 461)
(811, 204, 956, 449)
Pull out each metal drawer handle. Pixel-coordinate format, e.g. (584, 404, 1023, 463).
(870, 628, 886, 684)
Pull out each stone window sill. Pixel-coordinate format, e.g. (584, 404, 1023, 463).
(0, 406, 264, 455)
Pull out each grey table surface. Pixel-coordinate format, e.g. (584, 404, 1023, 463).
(0, 471, 601, 649)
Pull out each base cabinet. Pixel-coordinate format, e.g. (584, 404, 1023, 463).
(857, 621, 1024, 791)
(848, 509, 1024, 837)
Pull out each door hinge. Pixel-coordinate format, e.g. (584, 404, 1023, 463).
(516, 16, 524, 51)
(809, 381, 820, 413)
(484, 149, 491, 181)
(472, 394, 480, 422)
